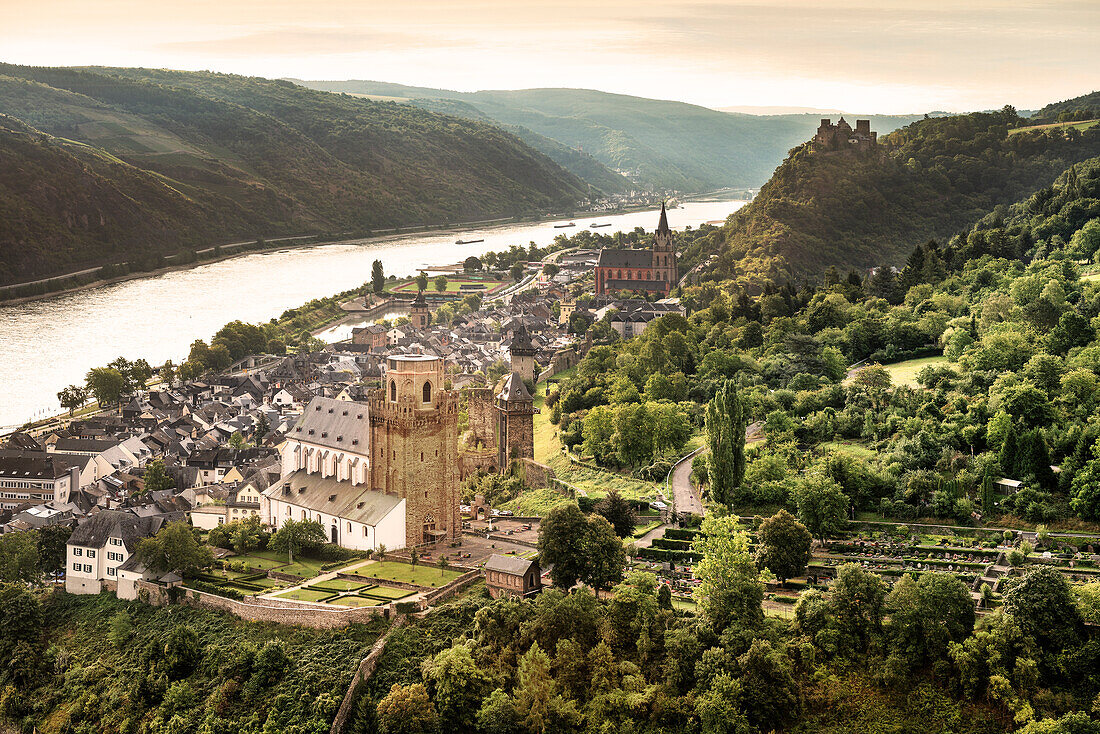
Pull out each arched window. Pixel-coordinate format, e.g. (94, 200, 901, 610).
(423, 381, 432, 403)
(390, 379, 397, 401)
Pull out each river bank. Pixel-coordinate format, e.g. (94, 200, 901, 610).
(0, 198, 747, 430)
(0, 198, 678, 306)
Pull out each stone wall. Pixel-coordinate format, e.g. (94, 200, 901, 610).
(329, 616, 408, 734)
(516, 458, 556, 489)
(182, 588, 390, 628)
(461, 449, 497, 479)
(466, 388, 496, 447)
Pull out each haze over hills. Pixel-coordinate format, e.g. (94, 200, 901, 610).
(697, 108, 1100, 285)
(0, 65, 590, 286)
(291, 79, 928, 192)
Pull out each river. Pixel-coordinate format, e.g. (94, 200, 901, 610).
(0, 199, 745, 430)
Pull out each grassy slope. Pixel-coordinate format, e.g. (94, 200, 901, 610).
(0, 65, 588, 285)
(291, 79, 925, 191)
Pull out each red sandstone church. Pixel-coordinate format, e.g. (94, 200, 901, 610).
(594, 203, 678, 296)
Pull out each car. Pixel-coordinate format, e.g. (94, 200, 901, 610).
(649, 501, 668, 511)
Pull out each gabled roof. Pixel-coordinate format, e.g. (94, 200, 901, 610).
(596, 249, 653, 269)
(485, 554, 538, 576)
(68, 510, 164, 551)
(496, 373, 533, 403)
(290, 397, 371, 453)
(264, 470, 403, 526)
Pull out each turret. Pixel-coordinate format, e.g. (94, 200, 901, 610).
(409, 290, 430, 329)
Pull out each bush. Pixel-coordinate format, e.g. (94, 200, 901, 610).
(186, 580, 244, 600)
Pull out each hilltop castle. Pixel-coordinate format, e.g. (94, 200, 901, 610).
(814, 117, 877, 153)
(595, 203, 678, 296)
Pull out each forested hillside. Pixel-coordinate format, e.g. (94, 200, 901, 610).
(292, 79, 924, 192)
(1032, 91, 1100, 123)
(0, 65, 588, 285)
(704, 108, 1100, 285)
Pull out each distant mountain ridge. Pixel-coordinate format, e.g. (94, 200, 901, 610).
(290, 79, 927, 192)
(0, 65, 589, 286)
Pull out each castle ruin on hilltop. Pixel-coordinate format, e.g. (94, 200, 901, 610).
(814, 117, 877, 153)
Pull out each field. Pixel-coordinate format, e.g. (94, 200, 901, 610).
(327, 595, 385, 607)
(306, 578, 367, 593)
(847, 355, 951, 388)
(1008, 119, 1099, 136)
(241, 550, 328, 578)
(388, 276, 505, 295)
(819, 441, 876, 459)
(360, 585, 417, 600)
(350, 560, 465, 587)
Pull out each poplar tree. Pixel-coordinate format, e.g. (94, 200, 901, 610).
(705, 379, 746, 506)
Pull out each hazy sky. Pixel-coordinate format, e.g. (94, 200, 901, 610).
(1, 0, 1097, 112)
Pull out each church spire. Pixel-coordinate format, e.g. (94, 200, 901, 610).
(657, 201, 670, 235)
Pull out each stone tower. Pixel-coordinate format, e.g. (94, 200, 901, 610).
(409, 290, 430, 329)
(509, 322, 537, 384)
(369, 354, 460, 547)
(651, 202, 677, 289)
(495, 373, 536, 468)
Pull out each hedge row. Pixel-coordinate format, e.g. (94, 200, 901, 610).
(638, 547, 699, 563)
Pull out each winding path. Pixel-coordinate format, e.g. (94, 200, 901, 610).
(670, 448, 705, 517)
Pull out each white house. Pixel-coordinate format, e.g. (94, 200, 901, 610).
(65, 510, 165, 594)
(0, 455, 81, 510)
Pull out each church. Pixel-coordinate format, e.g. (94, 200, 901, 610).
(264, 354, 461, 551)
(594, 203, 678, 296)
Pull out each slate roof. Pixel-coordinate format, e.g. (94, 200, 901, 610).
(596, 249, 652, 268)
(497, 373, 533, 403)
(68, 510, 165, 552)
(265, 470, 403, 526)
(290, 397, 371, 453)
(484, 554, 538, 576)
(52, 437, 119, 454)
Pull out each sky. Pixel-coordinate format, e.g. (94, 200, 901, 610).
(1, 0, 1097, 113)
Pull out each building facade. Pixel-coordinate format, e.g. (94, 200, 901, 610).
(595, 203, 678, 296)
(65, 510, 164, 594)
(813, 118, 877, 153)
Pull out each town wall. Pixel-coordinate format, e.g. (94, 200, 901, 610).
(515, 458, 555, 489)
(466, 388, 496, 446)
(461, 449, 497, 479)
(329, 616, 409, 734)
(182, 588, 390, 628)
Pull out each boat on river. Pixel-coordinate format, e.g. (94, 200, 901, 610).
(455, 238, 485, 245)
(590, 223, 611, 228)
(553, 222, 576, 228)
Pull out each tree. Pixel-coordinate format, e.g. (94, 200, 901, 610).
(830, 563, 887, 656)
(693, 514, 764, 630)
(513, 642, 554, 734)
(536, 504, 625, 590)
(476, 688, 520, 734)
(438, 555, 450, 578)
(85, 367, 126, 406)
(109, 610, 132, 649)
(0, 532, 40, 583)
(422, 644, 490, 730)
(0, 584, 42, 653)
(160, 359, 176, 386)
(229, 515, 266, 554)
(792, 474, 848, 542)
(885, 572, 975, 674)
(415, 272, 429, 292)
(510, 263, 525, 282)
(142, 459, 175, 494)
(164, 625, 202, 680)
(228, 431, 248, 450)
(463, 255, 483, 273)
(57, 385, 88, 415)
(377, 683, 438, 734)
(136, 522, 213, 574)
(36, 524, 72, 575)
(434, 274, 448, 292)
(372, 260, 385, 293)
(1003, 565, 1083, 654)
(755, 509, 812, 584)
(705, 379, 747, 505)
(255, 412, 271, 440)
(543, 263, 560, 278)
(595, 490, 636, 538)
(269, 519, 326, 564)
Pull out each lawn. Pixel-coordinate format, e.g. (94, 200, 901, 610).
(243, 550, 328, 578)
(351, 560, 464, 588)
(819, 441, 876, 459)
(272, 588, 337, 603)
(361, 586, 416, 600)
(307, 579, 367, 593)
(236, 554, 288, 571)
(327, 595, 384, 607)
(500, 488, 574, 516)
(848, 355, 951, 388)
(388, 277, 504, 295)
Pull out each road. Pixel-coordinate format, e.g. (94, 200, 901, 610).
(670, 448, 705, 517)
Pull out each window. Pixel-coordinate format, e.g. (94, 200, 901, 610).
(110, 538, 122, 546)
(347, 522, 352, 533)
(423, 381, 432, 402)
(84, 564, 93, 573)
(87, 550, 96, 559)
(390, 380, 397, 401)
(74, 548, 82, 556)
(72, 562, 81, 572)
(107, 567, 116, 577)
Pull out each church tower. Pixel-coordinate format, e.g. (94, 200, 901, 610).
(651, 202, 677, 290)
(509, 323, 537, 385)
(369, 354, 460, 546)
(409, 290, 430, 329)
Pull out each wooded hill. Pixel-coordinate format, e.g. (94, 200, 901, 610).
(0, 65, 589, 286)
(291, 79, 925, 192)
(702, 108, 1100, 285)
(1031, 91, 1100, 123)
